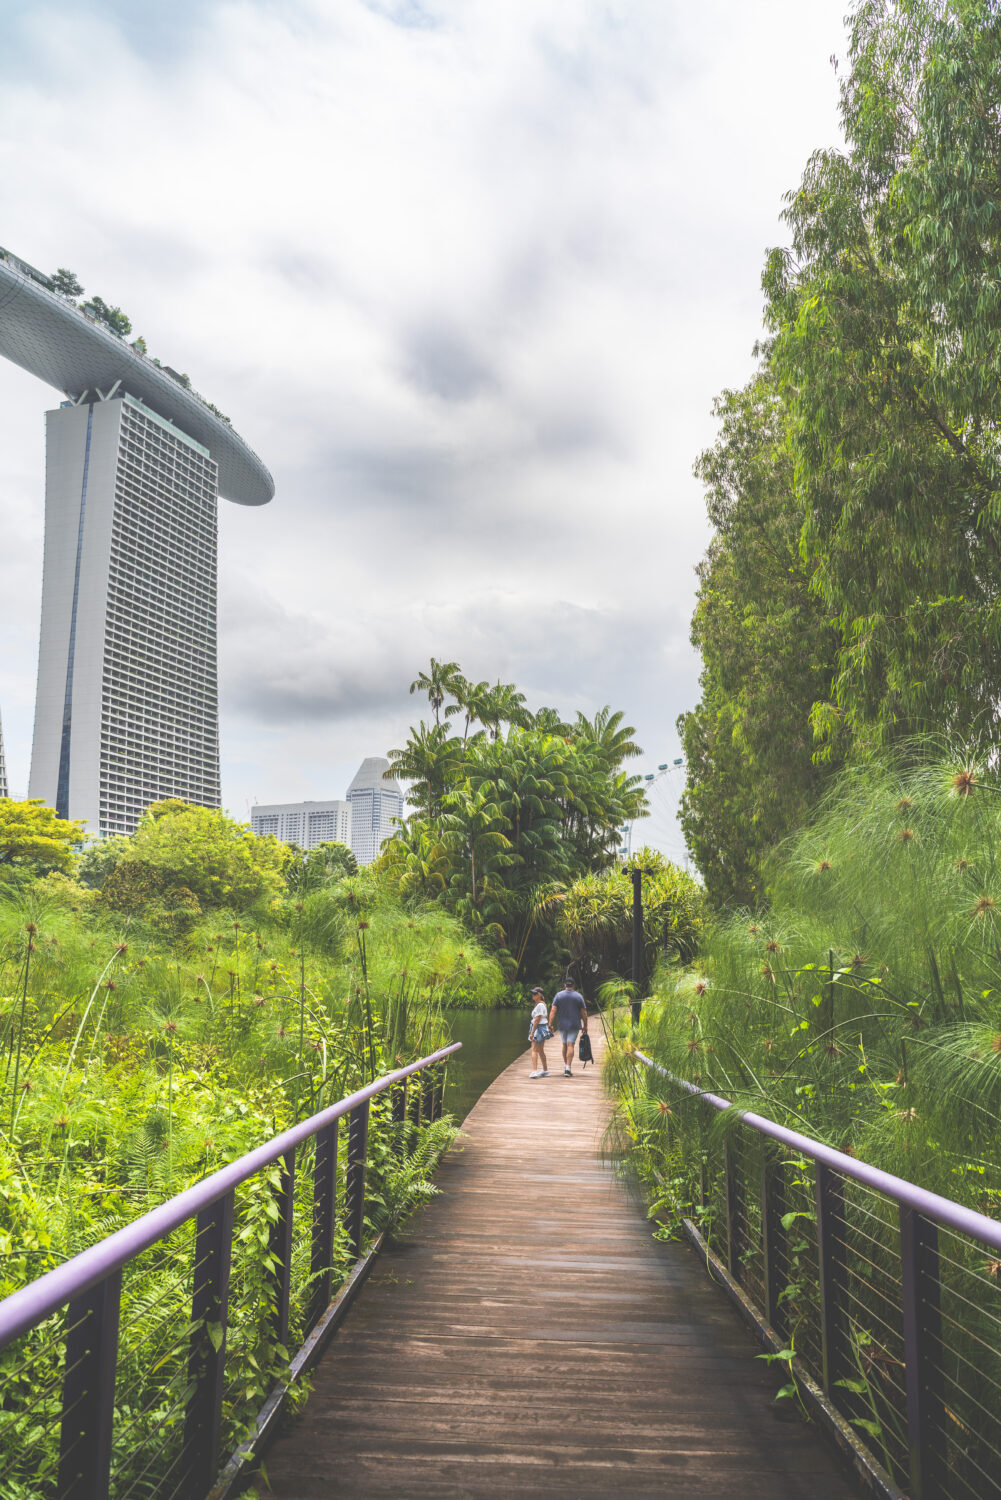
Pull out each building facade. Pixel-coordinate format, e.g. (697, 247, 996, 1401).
(29, 394, 221, 835)
(0, 708, 7, 799)
(250, 799, 352, 850)
(346, 757, 404, 866)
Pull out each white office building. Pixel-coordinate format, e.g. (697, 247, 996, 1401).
(251, 799, 352, 850)
(346, 757, 404, 866)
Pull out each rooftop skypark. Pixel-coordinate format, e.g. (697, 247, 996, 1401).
(0, 247, 273, 506)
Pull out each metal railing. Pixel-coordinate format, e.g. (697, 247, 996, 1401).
(632, 1048, 1001, 1500)
(0, 1043, 459, 1500)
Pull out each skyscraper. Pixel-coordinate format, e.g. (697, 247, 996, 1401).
(0, 708, 8, 800)
(346, 757, 404, 865)
(251, 799, 352, 850)
(0, 249, 273, 835)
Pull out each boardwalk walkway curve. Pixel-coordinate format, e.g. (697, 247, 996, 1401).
(261, 1034, 858, 1498)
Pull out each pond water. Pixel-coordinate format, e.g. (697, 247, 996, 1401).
(440, 1007, 529, 1123)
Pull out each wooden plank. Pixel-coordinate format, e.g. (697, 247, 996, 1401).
(260, 1031, 859, 1498)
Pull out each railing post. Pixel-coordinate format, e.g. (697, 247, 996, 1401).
(182, 1190, 234, 1496)
(409, 1072, 424, 1129)
(431, 1063, 446, 1122)
(345, 1099, 370, 1259)
(390, 1080, 408, 1146)
(310, 1121, 338, 1329)
(723, 1136, 743, 1282)
(900, 1206, 945, 1500)
(761, 1151, 787, 1340)
(58, 1268, 122, 1500)
(815, 1163, 849, 1397)
(269, 1147, 295, 1349)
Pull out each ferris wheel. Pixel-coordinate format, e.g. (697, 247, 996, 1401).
(619, 757, 690, 869)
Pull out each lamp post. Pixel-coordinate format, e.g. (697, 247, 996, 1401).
(631, 866, 654, 1027)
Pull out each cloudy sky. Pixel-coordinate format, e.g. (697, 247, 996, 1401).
(0, 0, 848, 856)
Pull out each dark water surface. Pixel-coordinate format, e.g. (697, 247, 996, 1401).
(441, 1007, 528, 1123)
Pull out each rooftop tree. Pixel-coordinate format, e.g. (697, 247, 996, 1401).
(49, 268, 83, 299)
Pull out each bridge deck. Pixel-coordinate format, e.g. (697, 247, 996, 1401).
(260, 1034, 858, 1498)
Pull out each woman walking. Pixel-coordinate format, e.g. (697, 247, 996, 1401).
(528, 986, 551, 1078)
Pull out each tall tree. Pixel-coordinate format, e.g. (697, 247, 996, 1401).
(680, 373, 841, 907)
(765, 0, 1001, 758)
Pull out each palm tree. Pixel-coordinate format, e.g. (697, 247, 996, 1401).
(441, 784, 516, 907)
(409, 659, 462, 727)
(386, 722, 464, 825)
(574, 706, 643, 766)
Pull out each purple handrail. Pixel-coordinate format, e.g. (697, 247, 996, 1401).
(0, 1042, 461, 1353)
(633, 1047, 1001, 1254)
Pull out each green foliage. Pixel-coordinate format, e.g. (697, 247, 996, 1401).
(386, 665, 646, 978)
(0, 827, 500, 1491)
(680, 373, 842, 907)
(77, 834, 132, 889)
(49, 267, 83, 299)
(80, 293, 132, 337)
(0, 800, 84, 874)
(285, 840, 358, 895)
(544, 849, 705, 997)
(685, 0, 1001, 899)
(631, 746, 1001, 1202)
(131, 800, 285, 913)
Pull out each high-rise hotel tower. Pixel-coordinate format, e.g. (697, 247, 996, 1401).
(0, 249, 273, 834)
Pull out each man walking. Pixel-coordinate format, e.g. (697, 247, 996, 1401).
(549, 981, 588, 1076)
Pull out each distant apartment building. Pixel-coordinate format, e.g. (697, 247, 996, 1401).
(346, 757, 404, 866)
(253, 758, 404, 866)
(0, 709, 7, 799)
(250, 799, 351, 850)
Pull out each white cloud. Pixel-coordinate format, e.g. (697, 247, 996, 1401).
(0, 0, 848, 846)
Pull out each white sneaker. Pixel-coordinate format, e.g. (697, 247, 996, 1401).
(541, 1070, 550, 1076)
(529, 1070, 542, 1078)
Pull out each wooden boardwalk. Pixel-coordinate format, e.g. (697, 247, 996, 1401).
(261, 1035, 859, 1498)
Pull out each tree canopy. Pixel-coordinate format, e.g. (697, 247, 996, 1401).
(49, 267, 83, 299)
(81, 294, 132, 338)
(0, 800, 84, 874)
(683, 0, 1001, 905)
(382, 664, 648, 977)
(128, 800, 285, 912)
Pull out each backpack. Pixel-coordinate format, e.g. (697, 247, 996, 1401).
(578, 1030, 594, 1067)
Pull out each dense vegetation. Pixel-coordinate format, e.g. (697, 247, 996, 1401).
(381, 659, 657, 979)
(0, 792, 511, 1492)
(0, 798, 506, 1293)
(681, 0, 1001, 907)
(623, 748, 1001, 1204)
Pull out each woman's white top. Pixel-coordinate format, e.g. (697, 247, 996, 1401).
(530, 1002, 547, 1023)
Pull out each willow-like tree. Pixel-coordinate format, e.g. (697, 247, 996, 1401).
(765, 0, 1001, 759)
(680, 372, 841, 908)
